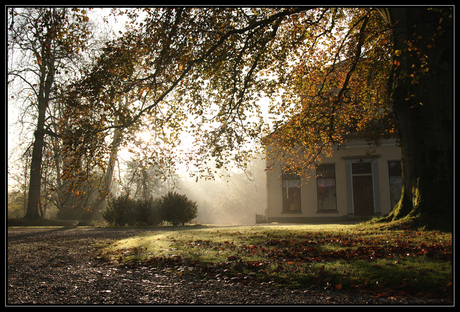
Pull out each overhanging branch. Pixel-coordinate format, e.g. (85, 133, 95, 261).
(86, 7, 312, 139)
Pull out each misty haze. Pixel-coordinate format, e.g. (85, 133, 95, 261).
(179, 157, 267, 225)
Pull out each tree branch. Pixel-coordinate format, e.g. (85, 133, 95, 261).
(90, 7, 311, 136)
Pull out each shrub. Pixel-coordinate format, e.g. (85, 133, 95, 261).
(102, 194, 132, 226)
(102, 192, 198, 226)
(133, 197, 163, 226)
(102, 195, 163, 226)
(161, 191, 198, 226)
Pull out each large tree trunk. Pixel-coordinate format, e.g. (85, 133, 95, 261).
(24, 131, 45, 219)
(84, 116, 123, 219)
(386, 7, 453, 228)
(24, 47, 55, 219)
(83, 96, 128, 216)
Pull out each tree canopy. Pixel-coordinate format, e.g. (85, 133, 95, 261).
(9, 7, 452, 229)
(60, 8, 394, 176)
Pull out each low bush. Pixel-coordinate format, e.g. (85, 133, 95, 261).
(161, 191, 198, 226)
(101, 192, 197, 226)
(101, 194, 132, 226)
(132, 197, 163, 226)
(102, 195, 162, 226)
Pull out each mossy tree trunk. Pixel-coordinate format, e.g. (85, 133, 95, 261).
(385, 7, 452, 228)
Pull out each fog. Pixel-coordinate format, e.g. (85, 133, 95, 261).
(176, 155, 267, 225)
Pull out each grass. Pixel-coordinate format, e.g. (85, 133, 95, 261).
(98, 222, 452, 299)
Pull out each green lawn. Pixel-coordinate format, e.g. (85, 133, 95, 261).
(98, 222, 452, 299)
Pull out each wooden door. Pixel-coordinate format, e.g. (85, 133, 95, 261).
(353, 175, 374, 216)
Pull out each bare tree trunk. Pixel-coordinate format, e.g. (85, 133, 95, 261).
(24, 50, 55, 219)
(86, 96, 128, 215)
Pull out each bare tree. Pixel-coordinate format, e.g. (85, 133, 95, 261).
(8, 7, 91, 219)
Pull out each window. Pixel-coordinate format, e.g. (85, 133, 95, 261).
(352, 162, 372, 175)
(388, 161, 402, 210)
(316, 164, 337, 212)
(282, 171, 301, 212)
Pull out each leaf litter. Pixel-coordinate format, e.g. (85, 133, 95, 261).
(6, 225, 452, 304)
(99, 225, 452, 302)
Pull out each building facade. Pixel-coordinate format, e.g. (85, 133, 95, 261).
(265, 134, 402, 223)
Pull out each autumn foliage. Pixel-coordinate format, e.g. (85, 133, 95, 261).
(8, 7, 452, 228)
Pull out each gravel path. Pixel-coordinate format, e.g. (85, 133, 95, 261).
(7, 227, 453, 305)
